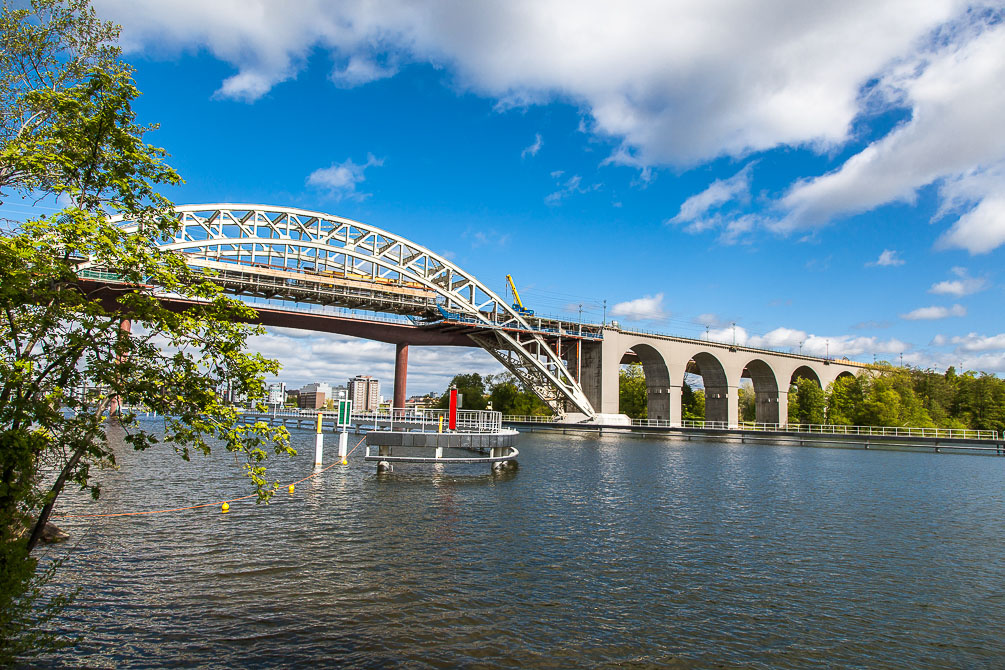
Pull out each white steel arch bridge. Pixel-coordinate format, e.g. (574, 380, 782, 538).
(83, 204, 865, 424)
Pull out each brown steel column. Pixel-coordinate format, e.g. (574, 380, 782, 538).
(393, 342, 408, 409)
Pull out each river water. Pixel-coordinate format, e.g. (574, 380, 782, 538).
(39, 421, 1005, 668)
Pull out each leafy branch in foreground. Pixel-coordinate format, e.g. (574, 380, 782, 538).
(0, 1, 293, 662)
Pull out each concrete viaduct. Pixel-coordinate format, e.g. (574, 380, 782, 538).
(567, 329, 867, 426)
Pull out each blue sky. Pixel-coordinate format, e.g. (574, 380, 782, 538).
(13, 1, 1005, 394)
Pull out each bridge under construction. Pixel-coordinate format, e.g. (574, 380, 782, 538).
(80, 204, 864, 425)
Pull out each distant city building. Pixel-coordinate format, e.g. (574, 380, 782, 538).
(349, 375, 380, 411)
(405, 394, 437, 411)
(299, 382, 332, 410)
(267, 382, 287, 406)
(330, 384, 348, 401)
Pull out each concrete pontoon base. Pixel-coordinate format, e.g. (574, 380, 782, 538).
(364, 430, 519, 471)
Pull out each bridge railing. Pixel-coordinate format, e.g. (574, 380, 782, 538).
(628, 418, 999, 440)
(499, 414, 999, 441)
(739, 421, 999, 441)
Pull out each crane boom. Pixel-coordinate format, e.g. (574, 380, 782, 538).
(505, 274, 524, 309)
(505, 274, 534, 317)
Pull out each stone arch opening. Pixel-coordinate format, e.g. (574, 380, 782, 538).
(619, 344, 671, 420)
(688, 351, 729, 424)
(740, 358, 780, 424)
(790, 365, 822, 388)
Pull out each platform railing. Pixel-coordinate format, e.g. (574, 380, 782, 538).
(254, 407, 504, 434)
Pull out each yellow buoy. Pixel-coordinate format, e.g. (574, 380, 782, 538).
(341, 459, 348, 465)
(288, 484, 295, 494)
(221, 502, 229, 513)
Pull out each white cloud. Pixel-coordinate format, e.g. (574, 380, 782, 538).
(866, 249, 905, 267)
(900, 304, 967, 320)
(545, 174, 600, 204)
(669, 165, 753, 231)
(521, 133, 543, 158)
(96, 0, 966, 164)
(93, 2, 1005, 252)
(306, 153, 384, 200)
(931, 332, 1005, 352)
(774, 19, 1005, 250)
(250, 328, 503, 394)
(707, 324, 747, 346)
(610, 293, 666, 321)
(928, 266, 988, 296)
(331, 55, 398, 87)
(743, 327, 907, 357)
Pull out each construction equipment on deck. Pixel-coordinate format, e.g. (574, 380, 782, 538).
(505, 274, 534, 318)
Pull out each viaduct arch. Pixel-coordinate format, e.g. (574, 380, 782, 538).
(590, 330, 866, 426)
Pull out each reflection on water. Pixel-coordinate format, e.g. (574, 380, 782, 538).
(39, 422, 1005, 668)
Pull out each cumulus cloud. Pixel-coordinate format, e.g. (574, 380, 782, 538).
(931, 332, 1005, 352)
(250, 328, 503, 394)
(95, 0, 965, 164)
(669, 165, 753, 229)
(92, 2, 1005, 251)
(740, 327, 907, 357)
(331, 55, 398, 87)
(900, 304, 967, 320)
(610, 293, 666, 321)
(521, 133, 543, 158)
(306, 153, 384, 200)
(928, 266, 988, 296)
(667, 165, 761, 241)
(866, 249, 905, 267)
(774, 18, 1005, 250)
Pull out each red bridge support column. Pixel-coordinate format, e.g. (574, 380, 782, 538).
(393, 342, 408, 410)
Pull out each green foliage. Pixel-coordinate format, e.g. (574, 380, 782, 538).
(737, 383, 756, 422)
(788, 377, 825, 424)
(434, 373, 552, 416)
(681, 382, 704, 420)
(825, 374, 862, 425)
(0, 1, 293, 662)
(619, 363, 647, 419)
(487, 374, 552, 416)
(436, 373, 489, 411)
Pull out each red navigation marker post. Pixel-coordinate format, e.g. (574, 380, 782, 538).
(448, 388, 458, 431)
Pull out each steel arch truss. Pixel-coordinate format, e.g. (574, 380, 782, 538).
(112, 204, 596, 418)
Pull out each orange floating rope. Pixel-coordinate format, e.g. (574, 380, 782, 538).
(53, 435, 366, 519)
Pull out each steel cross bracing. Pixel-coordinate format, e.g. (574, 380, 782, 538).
(107, 204, 596, 419)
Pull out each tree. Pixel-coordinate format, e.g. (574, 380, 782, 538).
(487, 373, 552, 416)
(857, 377, 902, 426)
(436, 373, 488, 410)
(826, 374, 863, 425)
(737, 382, 756, 422)
(681, 382, 705, 421)
(0, 1, 292, 661)
(619, 363, 647, 419)
(788, 377, 825, 425)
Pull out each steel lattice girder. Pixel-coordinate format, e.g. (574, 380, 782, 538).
(467, 331, 593, 415)
(110, 204, 597, 418)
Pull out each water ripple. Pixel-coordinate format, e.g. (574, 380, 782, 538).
(36, 424, 1005, 668)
